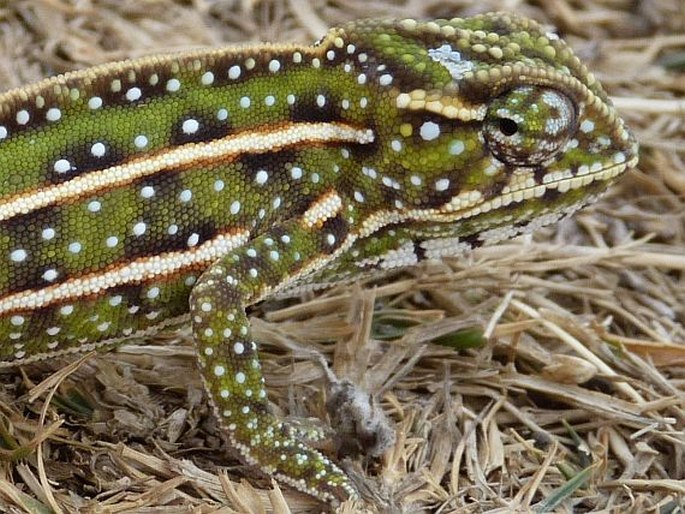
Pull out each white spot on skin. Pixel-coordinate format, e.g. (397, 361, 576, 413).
(147, 287, 160, 299)
(60, 305, 74, 315)
(134, 135, 148, 148)
(214, 365, 225, 377)
(42, 228, 56, 240)
(239, 96, 251, 108)
(187, 233, 200, 247)
(435, 178, 450, 192)
(217, 108, 228, 121)
(214, 180, 224, 192)
(420, 121, 441, 141)
(264, 95, 275, 106)
(46, 108, 61, 121)
(90, 142, 106, 157)
(179, 189, 192, 202)
(268, 59, 281, 73)
(290, 166, 303, 180)
(88, 97, 103, 109)
(230, 201, 241, 215)
(133, 222, 146, 236)
(235, 372, 246, 384)
(87, 200, 101, 212)
(379, 74, 393, 86)
(106, 236, 119, 248)
(228, 65, 241, 80)
(255, 170, 268, 185)
(10, 248, 28, 262)
(54, 159, 72, 174)
(68, 242, 82, 253)
(141, 186, 155, 198)
(580, 119, 595, 133)
(362, 166, 377, 179)
(42, 269, 58, 281)
(449, 140, 465, 155)
(166, 78, 181, 92)
(201, 71, 214, 85)
(126, 87, 142, 101)
(16, 110, 30, 125)
(234, 342, 244, 354)
(182, 119, 199, 134)
(316, 95, 326, 108)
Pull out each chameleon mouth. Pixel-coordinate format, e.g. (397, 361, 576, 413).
(435, 155, 635, 223)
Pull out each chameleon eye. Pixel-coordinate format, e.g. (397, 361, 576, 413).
(484, 86, 576, 167)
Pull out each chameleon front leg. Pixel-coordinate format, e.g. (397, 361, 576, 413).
(188, 215, 357, 504)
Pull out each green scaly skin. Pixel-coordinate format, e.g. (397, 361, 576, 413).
(0, 13, 637, 504)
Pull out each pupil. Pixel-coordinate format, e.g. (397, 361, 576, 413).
(499, 118, 518, 136)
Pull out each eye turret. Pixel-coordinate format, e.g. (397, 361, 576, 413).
(484, 86, 576, 166)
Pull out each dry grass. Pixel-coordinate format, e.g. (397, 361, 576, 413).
(0, 0, 683, 512)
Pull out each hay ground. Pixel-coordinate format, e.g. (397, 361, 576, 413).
(0, 0, 683, 512)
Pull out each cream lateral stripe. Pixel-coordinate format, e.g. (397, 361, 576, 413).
(0, 123, 375, 222)
(301, 190, 343, 227)
(0, 230, 250, 314)
(395, 91, 487, 121)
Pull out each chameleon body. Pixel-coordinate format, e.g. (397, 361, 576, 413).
(0, 13, 637, 504)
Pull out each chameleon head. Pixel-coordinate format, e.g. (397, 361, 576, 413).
(340, 12, 639, 245)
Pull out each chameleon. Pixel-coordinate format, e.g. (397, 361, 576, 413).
(0, 11, 637, 505)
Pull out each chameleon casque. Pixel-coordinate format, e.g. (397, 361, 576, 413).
(0, 12, 638, 505)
